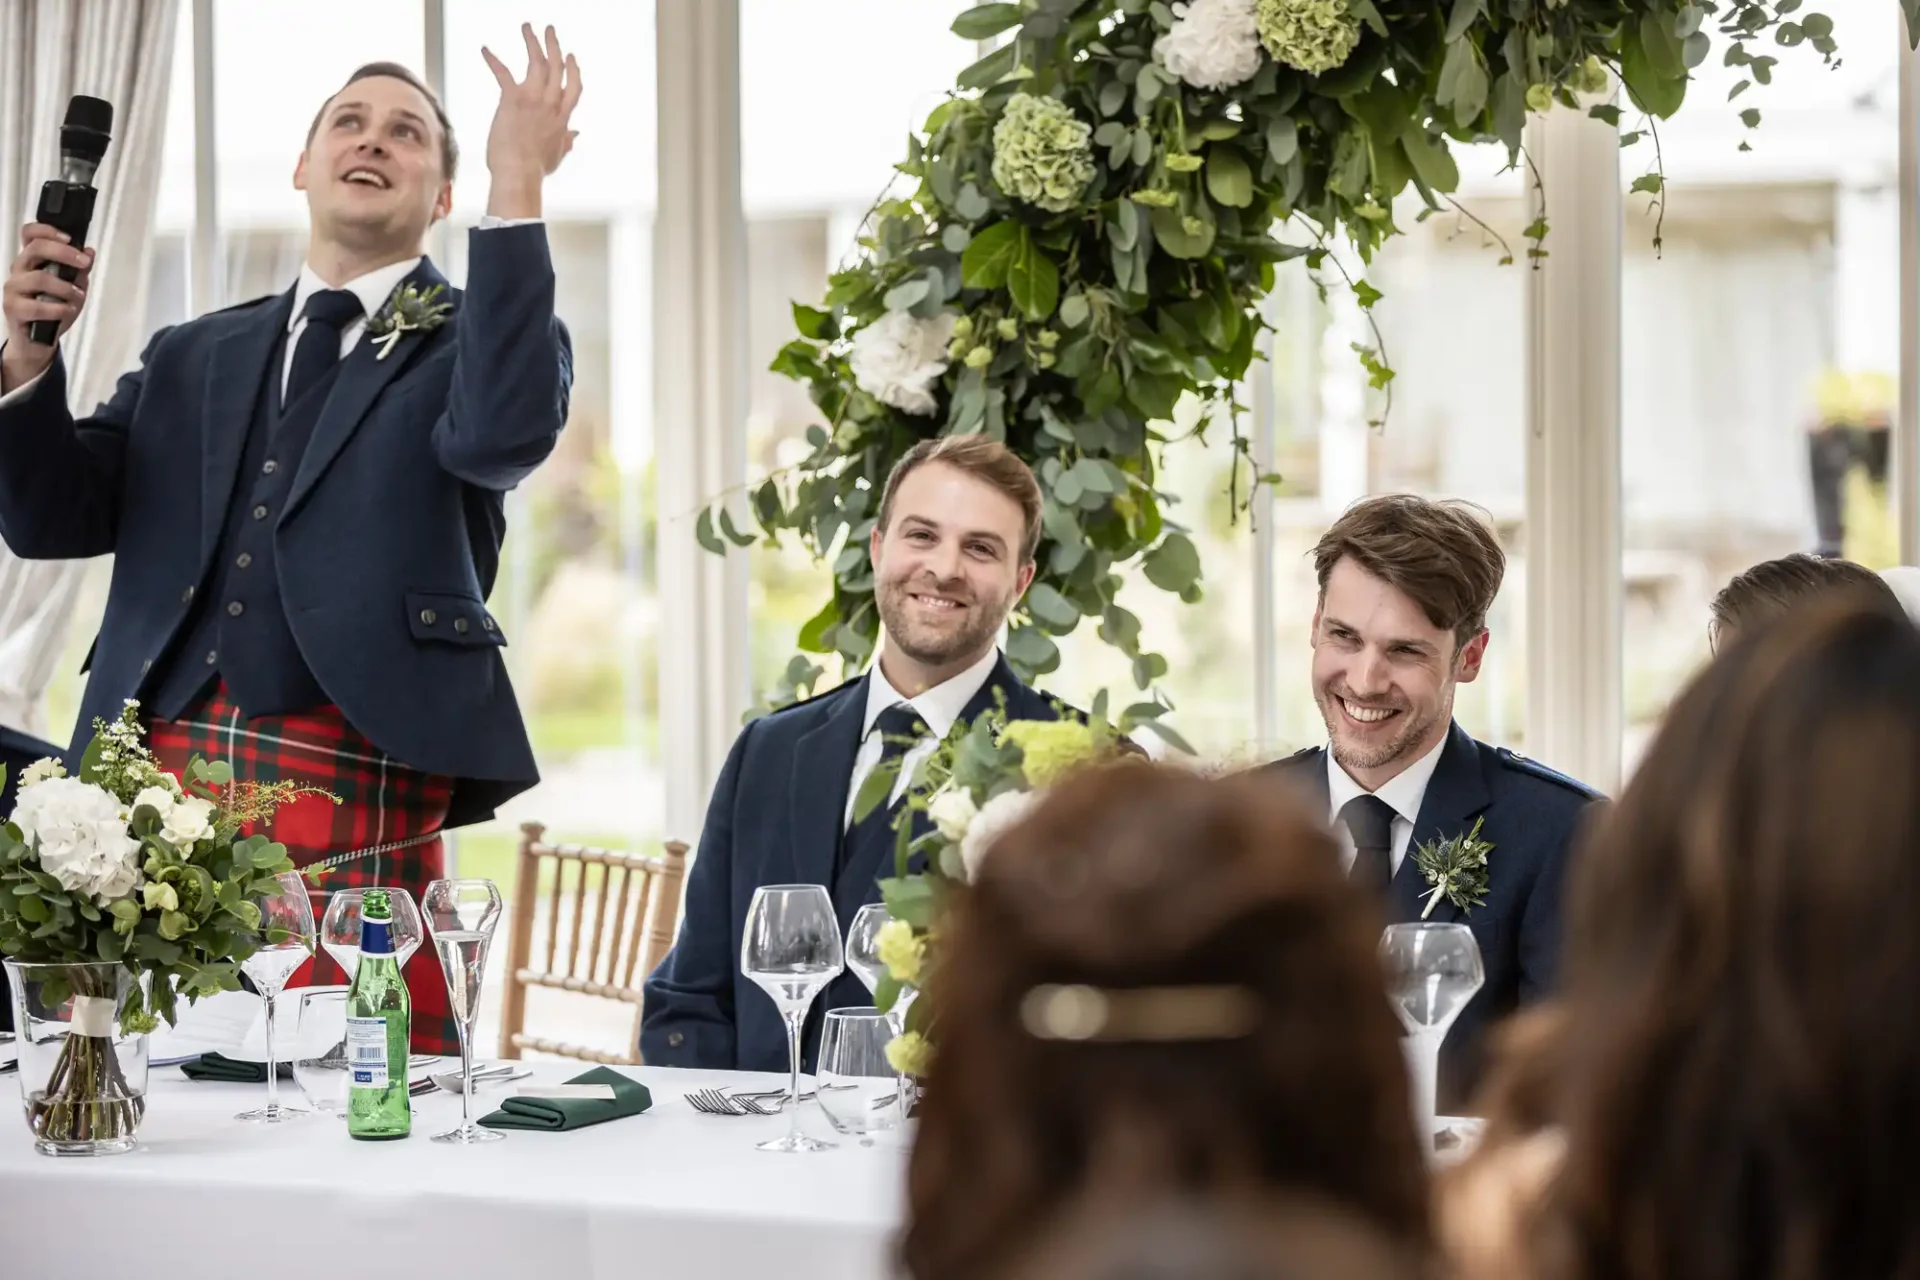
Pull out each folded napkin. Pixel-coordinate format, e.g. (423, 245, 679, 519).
(179, 1052, 292, 1083)
(477, 1066, 652, 1131)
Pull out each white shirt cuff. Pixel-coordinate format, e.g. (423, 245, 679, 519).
(475, 216, 542, 229)
(0, 345, 47, 409)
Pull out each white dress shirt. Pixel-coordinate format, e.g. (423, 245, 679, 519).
(1326, 732, 1449, 877)
(0, 216, 540, 409)
(842, 646, 1000, 829)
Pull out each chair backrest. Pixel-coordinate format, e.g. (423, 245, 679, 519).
(497, 823, 689, 1065)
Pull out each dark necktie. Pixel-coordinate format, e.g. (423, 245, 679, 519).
(839, 703, 932, 882)
(283, 288, 363, 408)
(1339, 794, 1398, 895)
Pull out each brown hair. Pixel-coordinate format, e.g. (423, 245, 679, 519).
(902, 763, 1430, 1280)
(1312, 495, 1505, 648)
(1527, 597, 1920, 1280)
(877, 436, 1044, 564)
(1708, 552, 1897, 650)
(306, 62, 458, 181)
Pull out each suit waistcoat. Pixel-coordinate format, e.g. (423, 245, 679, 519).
(147, 339, 340, 720)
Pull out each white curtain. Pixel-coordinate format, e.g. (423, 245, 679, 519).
(0, 0, 179, 739)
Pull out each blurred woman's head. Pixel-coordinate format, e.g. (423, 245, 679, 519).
(902, 762, 1428, 1280)
(1543, 597, 1920, 1280)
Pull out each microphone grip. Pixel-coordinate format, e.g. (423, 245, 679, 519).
(26, 179, 98, 347)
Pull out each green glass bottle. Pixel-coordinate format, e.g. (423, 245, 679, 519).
(346, 888, 411, 1140)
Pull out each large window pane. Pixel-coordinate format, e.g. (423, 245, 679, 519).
(1620, 3, 1898, 773)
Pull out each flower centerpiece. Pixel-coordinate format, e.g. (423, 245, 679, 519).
(0, 701, 328, 1154)
(852, 692, 1162, 1076)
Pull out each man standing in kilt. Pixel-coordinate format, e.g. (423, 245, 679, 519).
(0, 28, 584, 1055)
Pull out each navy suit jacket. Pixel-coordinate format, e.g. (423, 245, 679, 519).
(0, 225, 569, 826)
(1260, 723, 1602, 1108)
(641, 654, 1069, 1073)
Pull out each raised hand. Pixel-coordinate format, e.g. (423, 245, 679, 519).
(1, 223, 95, 392)
(480, 23, 584, 220)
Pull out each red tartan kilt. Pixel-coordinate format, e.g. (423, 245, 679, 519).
(146, 684, 461, 1056)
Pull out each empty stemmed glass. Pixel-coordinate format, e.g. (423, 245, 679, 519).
(423, 879, 504, 1144)
(321, 886, 424, 984)
(1380, 923, 1484, 1147)
(846, 901, 918, 1033)
(742, 885, 843, 1153)
(235, 871, 317, 1123)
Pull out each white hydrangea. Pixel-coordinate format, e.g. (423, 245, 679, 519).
(1155, 0, 1264, 91)
(928, 786, 980, 842)
(10, 777, 142, 905)
(848, 310, 957, 416)
(959, 789, 1043, 881)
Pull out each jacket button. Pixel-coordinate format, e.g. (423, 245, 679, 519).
(453, 617, 470, 634)
(262, 460, 277, 475)
(204, 650, 218, 665)
(420, 608, 438, 625)
(252, 504, 269, 521)
(481, 616, 496, 632)
(235, 552, 252, 569)
(181, 585, 194, 603)
(227, 602, 244, 618)
(666, 1032, 684, 1048)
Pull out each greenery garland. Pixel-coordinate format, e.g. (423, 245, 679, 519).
(704, 0, 1875, 709)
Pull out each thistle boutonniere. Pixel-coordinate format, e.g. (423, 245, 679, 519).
(366, 283, 452, 360)
(1411, 818, 1493, 919)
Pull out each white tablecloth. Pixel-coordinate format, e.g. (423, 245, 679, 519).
(0, 1063, 905, 1280)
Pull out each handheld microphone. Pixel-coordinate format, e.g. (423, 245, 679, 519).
(27, 95, 113, 347)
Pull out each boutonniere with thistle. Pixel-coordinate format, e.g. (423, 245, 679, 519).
(1411, 818, 1494, 919)
(366, 283, 452, 360)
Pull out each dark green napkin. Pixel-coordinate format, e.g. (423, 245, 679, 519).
(477, 1066, 652, 1131)
(179, 1052, 291, 1083)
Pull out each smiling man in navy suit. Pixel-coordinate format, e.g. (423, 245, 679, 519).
(0, 29, 582, 1053)
(643, 436, 1071, 1072)
(1263, 495, 1602, 1109)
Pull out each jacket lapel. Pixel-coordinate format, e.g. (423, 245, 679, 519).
(789, 682, 869, 893)
(200, 291, 295, 567)
(1391, 723, 1492, 924)
(283, 259, 454, 521)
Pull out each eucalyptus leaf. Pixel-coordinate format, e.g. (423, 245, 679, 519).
(961, 220, 1024, 289)
(1025, 582, 1082, 630)
(1205, 147, 1254, 208)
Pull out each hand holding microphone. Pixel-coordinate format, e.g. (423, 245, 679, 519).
(1, 95, 110, 395)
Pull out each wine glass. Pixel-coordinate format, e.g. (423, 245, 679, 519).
(321, 886, 425, 982)
(236, 871, 317, 1123)
(816, 1007, 905, 1147)
(1380, 923, 1484, 1148)
(292, 987, 350, 1115)
(741, 884, 843, 1153)
(845, 903, 889, 996)
(423, 878, 504, 1144)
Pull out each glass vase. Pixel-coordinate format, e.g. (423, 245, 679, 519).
(4, 960, 148, 1156)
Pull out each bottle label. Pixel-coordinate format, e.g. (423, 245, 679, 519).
(346, 1015, 390, 1089)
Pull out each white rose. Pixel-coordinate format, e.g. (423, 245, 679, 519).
(848, 310, 957, 416)
(131, 786, 176, 819)
(928, 787, 980, 843)
(10, 777, 143, 905)
(1155, 0, 1264, 91)
(161, 796, 215, 847)
(959, 789, 1043, 881)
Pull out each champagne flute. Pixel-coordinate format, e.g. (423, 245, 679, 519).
(742, 884, 843, 1153)
(423, 878, 504, 1144)
(236, 871, 316, 1123)
(1380, 923, 1484, 1148)
(321, 886, 425, 982)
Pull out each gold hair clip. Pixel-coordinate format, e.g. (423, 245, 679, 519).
(1019, 983, 1261, 1042)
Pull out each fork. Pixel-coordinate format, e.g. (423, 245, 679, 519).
(686, 1087, 766, 1116)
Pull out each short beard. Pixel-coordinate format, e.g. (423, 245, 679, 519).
(1318, 690, 1444, 775)
(877, 578, 1007, 671)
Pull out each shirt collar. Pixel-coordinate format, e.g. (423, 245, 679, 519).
(861, 646, 1001, 741)
(289, 258, 422, 333)
(1325, 730, 1450, 827)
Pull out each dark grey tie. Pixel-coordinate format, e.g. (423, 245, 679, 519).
(283, 288, 363, 408)
(1339, 794, 1398, 895)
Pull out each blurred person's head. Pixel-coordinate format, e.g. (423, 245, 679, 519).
(1309, 495, 1505, 790)
(1707, 552, 1896, 652)
(297, 63, 456, 264)
(996, 1193, 1431, 1280)
(871, 436, 1040, 694)
(1536, 598, 1920, 1280)
(902, 763, 1429, 1280)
